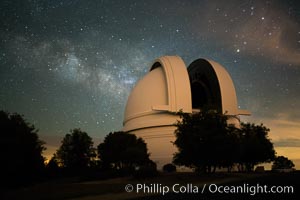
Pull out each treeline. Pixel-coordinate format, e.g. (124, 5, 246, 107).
(173, 110, 294, 173)
(1, 111, 45, 187)
(0, 110, 295, 188)
(48, 130, 156, 177)
(0, 111, 154, 188)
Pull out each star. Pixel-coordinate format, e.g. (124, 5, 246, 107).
(0, 0, 299, 168)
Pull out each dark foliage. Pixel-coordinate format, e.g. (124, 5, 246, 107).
(163, 163, 176, 173)
(173, 110, 237, 173)
(0, 110, 45, 185)
(173, 110, 275, 173)
(98, 131, 151, 170)
(272, 156, 295, 170)
(237, 123, 276, 171)
(55, 128, 96, 171)
(133, 160, 158, 178)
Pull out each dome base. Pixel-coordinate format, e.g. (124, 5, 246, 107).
(129, 125, 177, 169)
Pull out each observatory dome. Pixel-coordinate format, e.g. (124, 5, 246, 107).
(123, 56, 249, 168)
(123, 56, 192, 132)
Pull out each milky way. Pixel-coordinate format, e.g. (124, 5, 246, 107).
(1, 0, 300, 163)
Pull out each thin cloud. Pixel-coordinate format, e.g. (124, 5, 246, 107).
(274, 138, 300, 147)
(188, 0, 300, 65)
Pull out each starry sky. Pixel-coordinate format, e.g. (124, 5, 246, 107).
(1, 0, 300, 167)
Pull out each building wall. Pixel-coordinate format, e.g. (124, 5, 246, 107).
(130, 125, 177, 169)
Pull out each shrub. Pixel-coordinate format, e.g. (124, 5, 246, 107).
(163, 163, 176, 173)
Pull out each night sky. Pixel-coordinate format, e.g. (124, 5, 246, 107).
(1, 0, 300, 166)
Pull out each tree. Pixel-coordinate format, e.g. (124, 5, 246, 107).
(237, 123, 276, 171)
(173, 110, 276, 173)
(46, 156, 59, 170)
(163, 163, 176, 173)
(173, 110, 237, 173)
(272, 156, 295, 170)
(0, 111, 45, 183)
(98, 131, 150, 169)
(55, 128, 96, 170)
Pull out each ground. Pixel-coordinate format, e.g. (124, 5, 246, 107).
(2, 172, 299, 200)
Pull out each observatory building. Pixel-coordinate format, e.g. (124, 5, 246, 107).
(123, 56, 250, 168)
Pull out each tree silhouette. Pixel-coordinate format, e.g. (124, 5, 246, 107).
(0, 110, 45, 184)
(98, 131, 150, 170)
(173, 110, 237, 173)
(55, 128, 96, 170)
(163, 163, 176, 173)
(238, 123, 276, 171)
(272, 156, 295, 170)
(173, 110, 275, 173)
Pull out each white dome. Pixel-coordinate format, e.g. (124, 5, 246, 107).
(122, 56, 250, 168)
(123, 56, 192, 132)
